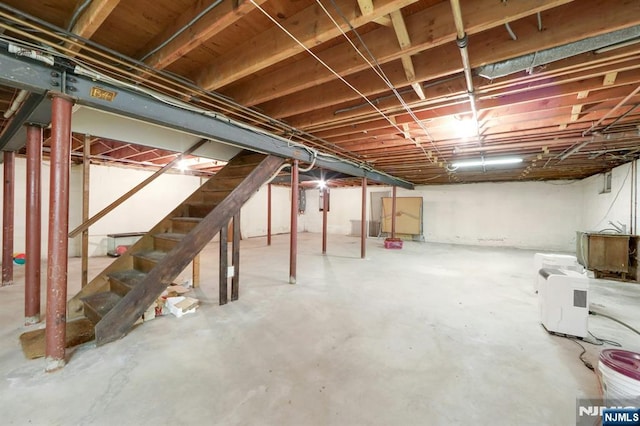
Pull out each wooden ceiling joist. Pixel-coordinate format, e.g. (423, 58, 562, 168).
(196, 0, 419, 91)
(137, 0, 267, 70)
(66, 0, 121, 54)
(224, 0, 573, 108)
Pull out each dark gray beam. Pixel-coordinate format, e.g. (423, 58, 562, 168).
(0, 50, 414, 189)
(0, 92, 50, 151)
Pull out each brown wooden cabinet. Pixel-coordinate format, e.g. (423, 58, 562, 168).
(577, 232, 640, 282)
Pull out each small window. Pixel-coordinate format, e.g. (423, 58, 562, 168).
(601, 171, 612, 194)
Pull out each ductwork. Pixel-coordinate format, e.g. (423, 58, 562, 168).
(478, 25, 640, 80)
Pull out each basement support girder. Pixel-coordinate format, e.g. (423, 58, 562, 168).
(0, 50, 413, 189)
(0, 92, 49, 151)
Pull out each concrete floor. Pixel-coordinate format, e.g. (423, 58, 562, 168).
(1, 233, 639, 425)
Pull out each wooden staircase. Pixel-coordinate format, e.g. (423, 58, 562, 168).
(68, 150, 285, 346)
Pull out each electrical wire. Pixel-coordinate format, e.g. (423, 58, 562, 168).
(0, 29, 407, 183)
(67, 0, 93, 31)
(546, 326, 622, 373)
(591, 164, 632, 230)
(247, 0, 409, 143)
(590, 310, 640, 336)
(567, 338, 595, 371)
(0, 6, 364, 165)
(139, 0, 224, 62)
(320, 0, 443, 165)
(589, 331, 622, 347)
(0, 2, 416, 185)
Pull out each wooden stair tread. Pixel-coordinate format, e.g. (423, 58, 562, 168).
(108, 269, 147, 289)
(80, 151, 286, 346)
(171, 217, 203, 223)
(134, 250, 168, 262)
(186, 202, 217, 207)
(199, 188, 232, 193)
(153, 232, 187, 241)
(82, 291, 122, 319)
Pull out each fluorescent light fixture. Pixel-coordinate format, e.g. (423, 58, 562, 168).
(452, 157, 523, 169)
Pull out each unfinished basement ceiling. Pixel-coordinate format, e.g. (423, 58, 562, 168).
(0, 0, 639, 184)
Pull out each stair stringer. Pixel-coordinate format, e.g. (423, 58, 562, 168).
(94, 154, 286, 346)
(68, 151, 270, 318)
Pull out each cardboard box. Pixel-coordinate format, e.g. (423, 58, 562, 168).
(165, 296, 199, 318)
(143, 303, 156, 321)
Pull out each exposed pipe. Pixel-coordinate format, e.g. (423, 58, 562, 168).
(0, 3, 364, 168)
(3, 89, 28, 119)
(602, 104, 640, 133)
(449, 0, 482, 145)
(505, 22, 517, 41)
(139, 0, 224, 62)
(67, 0, 93, 31)
(537, 12, 543, 32)
(584, 84, 640, 136)
(559, 139, 592, 161)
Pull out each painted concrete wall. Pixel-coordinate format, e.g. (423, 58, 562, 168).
(241, 184, 291, 238)
(0, 158, 297, 259)
(3, 156, 639, 259)
(579, 162, 636, 234)
(301, 181, 584, 252)
(73, 164, 202, 256)
(0, 158, 202, 258)
(300, 187, 363, 235)
(416, 181, 584, 251)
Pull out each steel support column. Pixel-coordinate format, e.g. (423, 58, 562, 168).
(391, 186, 397, 239)
(289, 160, 298, 284)
(267, 183, 272, 246)
(2, 150, 15, 286)
(361, 177, 367, 259)
(0, 49, 413, 189)
(45, 95, 73, 372)
(81, 134, 90, 287)
(25, 125, 42, 324)
(322, 186, 328, 255)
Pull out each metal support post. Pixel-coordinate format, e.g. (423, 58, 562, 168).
(25, 125, 42, 324)
(45, 94, 73, 372)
